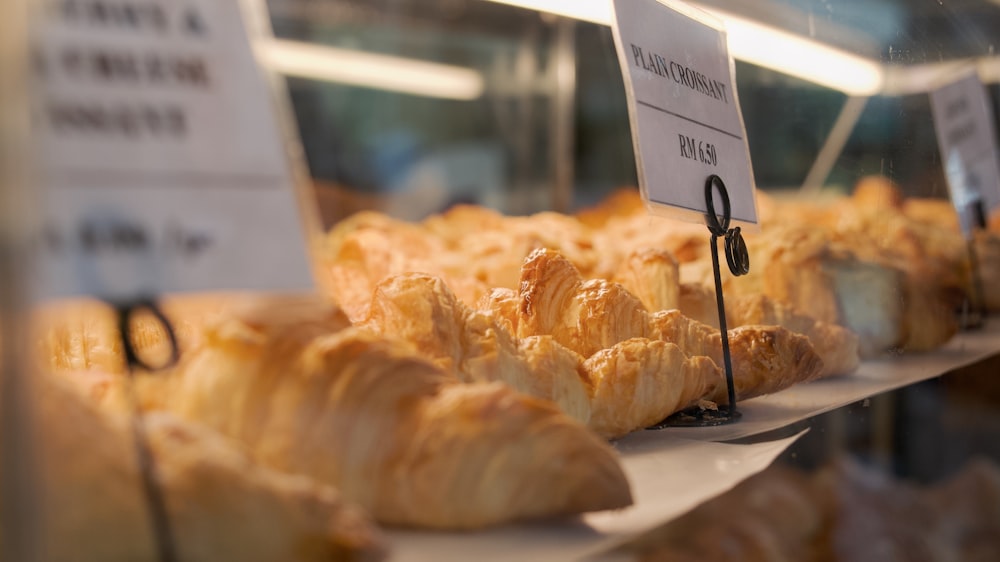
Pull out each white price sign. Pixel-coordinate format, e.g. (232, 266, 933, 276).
(611, 0, 757, 227)
(30, 0, 314, 300)
(929, 70, 1000, 237)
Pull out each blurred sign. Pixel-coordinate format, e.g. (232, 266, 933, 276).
(30, 0, 313, 300)
(610, 0, 757, 228)
(930, 70, 1000, 237)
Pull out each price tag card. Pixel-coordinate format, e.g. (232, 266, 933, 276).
(30, 0, 314, 300)
(611, 0, 757, 228)
(929, 70, 1000, 237)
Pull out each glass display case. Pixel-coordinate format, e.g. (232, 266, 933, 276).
(6, 1, 1000, 560)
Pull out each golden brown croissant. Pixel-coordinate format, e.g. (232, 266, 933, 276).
(477, 287, 520, 334)
(574, 187, 647, 228)
(320, 210, 491, 318)
(584, 338, 721, 438)
(617, 246, 859, 378)
(364, 273, 594, 426)
(163, 301, 632, 529)
(752, 224, 906, 357)
(516, 249, 823, 403)
(366, 273, 722, 438)
(612, 249, 680, 313)
(517, 249, 648, 358)
(29, 371, 385, 562)
(676, 290, 860, 378)
(648, 309, 824, 404)
(34, 295, 246, 377)
(726, 294, 859, 377)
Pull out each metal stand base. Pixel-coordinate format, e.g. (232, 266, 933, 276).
(647, 404, 742, 428)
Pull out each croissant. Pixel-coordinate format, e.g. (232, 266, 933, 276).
(584, 338, 721, 438)
(320, 211, 490, 319)
(727, 294, 859, 377)
(750, 224, 906, 357)
(478, 287, 520, 335)
(676, 289, 860, 378)
(365, 273, 720, 438)
(163, 300, 631, 529)
(426, 207, 600, 278)
(615, 246, 859, 378)
(574, 187, 648, 228)
(363, 273, 594, 428)
(647, 309, 824, 404)
(517, 249, 648, 358)
(516, 249, 824, 402)
(34, 295, 243, 377)
(612, 249, 681, 313)
(31, 371, 385, 562)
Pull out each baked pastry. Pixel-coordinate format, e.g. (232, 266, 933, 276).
(365, 272, 718, 438)
(363, 273, 595, 424)
(612, 249, 680, 313)
(584, 338, 721, 437)
(516, 249, 649, 358)
(320, 211, 484, 320)
(725, 294, 859, 377)
(512, 249, 823, 404)
(647, 309, 823, 404)
(615, 247, 859, 378)
(675, 289, 860, 378)
(575, 187, 647, 228)
(747, 224, 907, 357)
(32, 371, 385, 562)
(34, 295, 244, 377)
(162, 299, 632, 528)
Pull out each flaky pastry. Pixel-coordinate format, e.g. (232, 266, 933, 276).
(30, 371, 385, 562)
(163, 301, 631, 529)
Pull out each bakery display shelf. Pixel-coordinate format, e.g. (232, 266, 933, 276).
(653, 318, 1000, 443)
(387, 431, 804, 562)
(387, 319, 1000, 561)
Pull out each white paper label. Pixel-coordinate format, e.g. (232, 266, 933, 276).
(611, 0, 757, 227)
(930, 70, 1000, 237)
(30, 0, 314, 300)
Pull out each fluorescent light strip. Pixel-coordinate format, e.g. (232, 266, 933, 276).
(255, 38, 485, 101)
(485, 0, 612, 25)
(483, 0, 884, 96)
(702, 7, 884, 96)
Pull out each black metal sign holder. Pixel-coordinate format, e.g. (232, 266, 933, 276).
(112, 298, 180, 562)
(960, 200, 989, 330)
(650, 175, 749, 428)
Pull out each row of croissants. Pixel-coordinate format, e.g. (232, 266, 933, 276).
(20, 175, 1000, 560)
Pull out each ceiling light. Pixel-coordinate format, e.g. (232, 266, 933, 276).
(255, 38, 485, 101)
(482, 0, 884, 96)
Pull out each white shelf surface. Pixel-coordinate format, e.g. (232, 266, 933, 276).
(655, 319, 1000, 443)
(388, 431, 804, 562)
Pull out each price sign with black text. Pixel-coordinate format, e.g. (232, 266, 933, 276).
(610, 0, 757, 227)
(30, 0, 314, 300)
(929, 70, 1000, 237)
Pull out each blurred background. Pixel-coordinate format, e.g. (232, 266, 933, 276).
(262, 0, 1000, 225)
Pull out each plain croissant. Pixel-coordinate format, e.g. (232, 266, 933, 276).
(30, 370, 385, 562)
(161, 299, 632, 529)
(512, 249, 824, 404)
(647, 309, 824, 404)
(364, 273, 720, 438)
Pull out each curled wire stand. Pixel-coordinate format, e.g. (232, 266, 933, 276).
(650, 175, 750, 429)
(962, 239, 988, 332)
(114, 299, 180, 562)
(957, 200, 990, 331)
